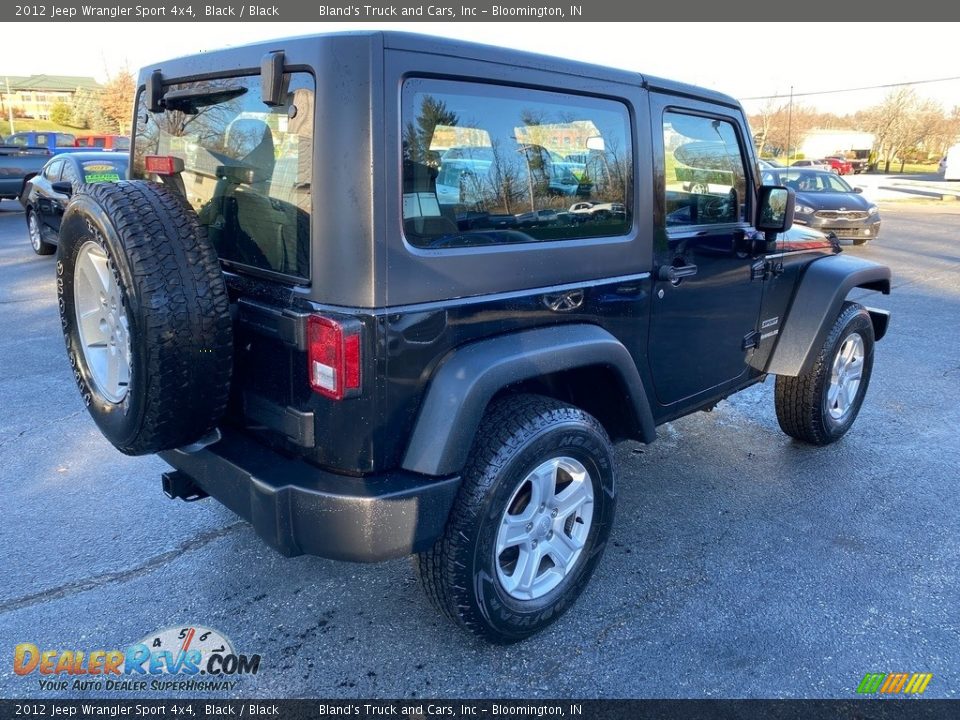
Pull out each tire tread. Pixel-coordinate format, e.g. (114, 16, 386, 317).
(774, 301, 873, 445)
(60, 181, 232, 455)
(416, 394, 611, 641)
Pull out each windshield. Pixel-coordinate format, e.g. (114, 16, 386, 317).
(133, 73, 315, 281)
(774, 170, 854, 193)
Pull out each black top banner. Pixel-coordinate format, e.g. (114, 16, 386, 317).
(1, 0, 957, 22)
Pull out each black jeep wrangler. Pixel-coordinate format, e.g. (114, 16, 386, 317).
(56, 32, 891, 643)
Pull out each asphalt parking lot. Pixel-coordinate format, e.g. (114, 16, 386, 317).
(0, 198, 958, 699)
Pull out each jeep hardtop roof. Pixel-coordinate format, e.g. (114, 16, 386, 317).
(137, 31, 741, 110)
(134, 31, 745, 309)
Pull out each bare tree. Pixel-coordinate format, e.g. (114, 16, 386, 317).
(749, 97, 783, 155)
(748, 102, 842, 159)
(858, 88, 916, 172)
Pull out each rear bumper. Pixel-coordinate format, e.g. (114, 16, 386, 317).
(158, 430, 460, 562)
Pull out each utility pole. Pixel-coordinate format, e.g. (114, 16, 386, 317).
(785, 85, 793, 163)
(4, 77, 15, 136)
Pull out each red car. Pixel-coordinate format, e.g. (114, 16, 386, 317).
(74, 135, 130, 151)
(822, 156, 853, 175)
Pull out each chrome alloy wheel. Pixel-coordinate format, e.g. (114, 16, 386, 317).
(74, 240, 131, 403)
(28, 212, 42, 252)
(495, 456, 594, 601)
(827, 332, 864, 420)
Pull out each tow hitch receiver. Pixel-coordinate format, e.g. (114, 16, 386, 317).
(161, 471, 209, 502)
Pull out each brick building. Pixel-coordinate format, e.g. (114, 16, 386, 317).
(1, 74, 101, 120)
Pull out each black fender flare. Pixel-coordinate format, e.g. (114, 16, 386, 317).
(401, 324, 656, 477)
(766, 253, 891, 377)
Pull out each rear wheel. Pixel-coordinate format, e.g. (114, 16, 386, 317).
(417, 395, 617, 643)
(57, 180, 233, 455)
(27, 209, 55, 255)
(774, 302, 875, 445)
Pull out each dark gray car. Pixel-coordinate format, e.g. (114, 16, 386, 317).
(762, 167, 881, 244)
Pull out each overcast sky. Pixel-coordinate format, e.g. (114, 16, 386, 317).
(3, 22, 958, 115)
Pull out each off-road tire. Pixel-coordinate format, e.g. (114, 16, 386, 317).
(416, 394, 617, 643)
(775, 302, 875, 445)
(57, 181, 232, 455)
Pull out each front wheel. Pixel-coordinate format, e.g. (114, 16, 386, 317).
(774, 302, 875, 445)
(417, 395, 617, 643)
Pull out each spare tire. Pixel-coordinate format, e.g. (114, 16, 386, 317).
(57, 181, 232, 455)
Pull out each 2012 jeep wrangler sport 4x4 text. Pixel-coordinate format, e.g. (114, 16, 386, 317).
(56, 32, 891, 642)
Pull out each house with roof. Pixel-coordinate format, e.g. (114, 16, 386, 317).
(1, 74, 102, 120)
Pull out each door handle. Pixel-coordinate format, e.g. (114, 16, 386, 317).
(657, 263, 698, 282)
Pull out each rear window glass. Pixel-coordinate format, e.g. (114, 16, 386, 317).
(133, 72, 314, 281)
(56, 133, 76, 147)
(82, 160, 126, 183)
(401, 79, 632, 250)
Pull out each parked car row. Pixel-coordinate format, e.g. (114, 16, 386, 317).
(790, 156, 853, 174)
(1, 131, 129, 154)
(761, 156, 856, 175)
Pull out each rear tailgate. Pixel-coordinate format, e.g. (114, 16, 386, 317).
(0, 147, 50, 198)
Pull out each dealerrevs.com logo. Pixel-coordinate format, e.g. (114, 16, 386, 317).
(13, 626, 261, 692)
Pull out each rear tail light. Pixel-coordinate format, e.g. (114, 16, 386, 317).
(145, 155, 184, 175)
(307, 315, 362, 400)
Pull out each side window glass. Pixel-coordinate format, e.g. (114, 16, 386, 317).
(34, 134, 48, 148)
(44, 160, 63, 181)
(61, 162, 79, 186)
(401, 79, 632, 249)
(663, 112, 748, 227)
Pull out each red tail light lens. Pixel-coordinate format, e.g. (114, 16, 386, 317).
(145, 155, 183, 175)
(307, 315, 361, 400)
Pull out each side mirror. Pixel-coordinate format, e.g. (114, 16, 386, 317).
(51, 181, 73, 196)
(853, 186, 863, 194)
(756, 185, 794, 233)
